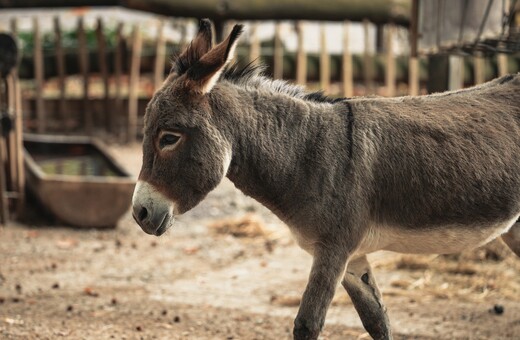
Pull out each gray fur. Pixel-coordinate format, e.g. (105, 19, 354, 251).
(132, 22, 520, 340)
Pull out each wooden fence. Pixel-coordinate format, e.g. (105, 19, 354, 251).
(5, 15, 520, 143)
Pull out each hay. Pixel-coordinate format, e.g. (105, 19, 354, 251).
(207, 214, 270, 238)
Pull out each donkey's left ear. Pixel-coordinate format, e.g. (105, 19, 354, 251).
(185, 24, 244, 94)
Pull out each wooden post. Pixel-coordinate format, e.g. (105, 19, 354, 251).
(273, 22, 283, 79)
(249, 22, 261, 63)
(11, 18, 24, 215)
(497, 49, 508, 77)
(448, 55, 464, 90)
(0, 87, 7, 224)
(153, 19, 166, 91)
(77, 17, 91, 134)
(53, 16, 67, 131)
(33, 17, 46, 133)
(319, 24, 330, 94)
(7, 75, 17, 194)
(114, 22, 123, 138)
(296, 21, 307, 86)
(342, 21, 353, 98)
(474, 54, 485, 85)
(363, 19, 373, 94)
(385, 24, 396, 97)
(128, 24, 142, 143)
(408, 0, 419, 96)
(96, 17, 110, 132)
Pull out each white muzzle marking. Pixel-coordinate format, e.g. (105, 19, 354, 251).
(132, 180, 178, 235)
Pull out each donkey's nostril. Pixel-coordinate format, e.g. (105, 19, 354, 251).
(138, 206, 148, 222)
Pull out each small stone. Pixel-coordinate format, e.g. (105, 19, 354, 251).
(173, 316, 181, 323)
(161, 309, 167, 316)
(493, 304, 504, 315)
(66, 305, 74, 312)
(111, 298, 118, 305)
(52, 283, 60, 289)
(15, 284, 22, 294)
(135, 326, 142, 332)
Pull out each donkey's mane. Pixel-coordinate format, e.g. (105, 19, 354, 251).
(222, 61, 346, 104)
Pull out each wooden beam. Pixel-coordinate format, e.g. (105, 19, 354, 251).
(408, 0, 419, 96)
(128, 24, 142, 143)
(114, 22, 123, 139)
(273, 22, 283, 79)
(474, 54, 485, 85)
(249, 22, 260, 63)
(153, 19, 166, 92)
(342, 21, 353, 98)
(385, 24, 395, 97)
(33, 17, 46, 133)
(10, 18, 24, 216)
(53, 16, 68, 132)
(96, 17, 110, 132)
(296, 21, 307, 86)
(319, 24, 330, 94)
(363, 19, 373, 94)
(77, 17, 91, 134)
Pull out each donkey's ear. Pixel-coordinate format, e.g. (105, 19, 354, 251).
(172, 19, 213, 75)
(185, 24, 244, 94)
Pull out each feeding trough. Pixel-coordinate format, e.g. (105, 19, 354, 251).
(23, 134, 135, 227)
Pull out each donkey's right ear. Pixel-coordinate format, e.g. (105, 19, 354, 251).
(172, 19, 213, 75)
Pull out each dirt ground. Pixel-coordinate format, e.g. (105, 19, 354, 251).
(1, 144, 519, 340)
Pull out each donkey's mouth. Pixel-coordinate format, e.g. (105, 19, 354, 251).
(134, 211, 172, 236)
(153, 213, 172, 236)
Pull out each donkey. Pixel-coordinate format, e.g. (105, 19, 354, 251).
(132, 20, 520, 340)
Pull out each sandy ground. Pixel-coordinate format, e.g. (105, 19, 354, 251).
(1, 144, 519, 340)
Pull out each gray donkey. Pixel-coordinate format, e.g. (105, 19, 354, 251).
(132, 20, 520, 340)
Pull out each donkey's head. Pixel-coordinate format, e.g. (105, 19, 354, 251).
(132, 19, 243, 236)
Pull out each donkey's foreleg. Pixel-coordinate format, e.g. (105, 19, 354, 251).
(293, 247, 348, 340)
(502, 222, 520, 257)
(342, 255, 392, 340)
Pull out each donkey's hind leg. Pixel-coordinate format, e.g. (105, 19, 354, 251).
(502, 222, 520, 257)
(342, 255, 392, 340)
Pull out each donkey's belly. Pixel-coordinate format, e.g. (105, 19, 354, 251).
(357, 213, 520, 255)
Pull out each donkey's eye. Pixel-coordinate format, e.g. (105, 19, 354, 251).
(159, 132, 181, 149)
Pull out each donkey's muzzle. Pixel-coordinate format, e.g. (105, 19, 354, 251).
(132, 181, 173, 236)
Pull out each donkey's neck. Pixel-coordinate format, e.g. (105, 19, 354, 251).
(210, 83, 351, 220)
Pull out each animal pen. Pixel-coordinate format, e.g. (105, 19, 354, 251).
(0, 0, 518, 225)
(0, 1, 520, 339)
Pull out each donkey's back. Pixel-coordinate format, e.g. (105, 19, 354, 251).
(349, 73, 520, 255)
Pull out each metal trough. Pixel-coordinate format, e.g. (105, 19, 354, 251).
(24, 134, 135, 227)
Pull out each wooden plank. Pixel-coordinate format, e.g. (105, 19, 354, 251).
(448, 55, 463, 90)
(497, 52, 508, 77)
(474, 54, 485, 85)
(153, 19, 166, 91)
(128, 24, 142, 143)
(363, 19, 373, 94)
(385, 24, 395, 97)
(0, 137, 8, 225)
(33, 17, 46, 133)
(319, 24, 330, 94)
(96, 17, 110, 132)
(249, 22, 261, 63)
(7, 74, 17, 194)
(114, 22, 123, 139)
(10, 18, 25, 215)
(0, 0, 414, 25)
(295, 21, 306, 86)
(342, 21, 353, 98)
(77, 17, 91, 134)
(53, 16, 68, 132)
(408, 0, 419, 96)
(273, 22, 283, 79)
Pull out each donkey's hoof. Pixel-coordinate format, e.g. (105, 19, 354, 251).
(293, 325, 320, 340)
